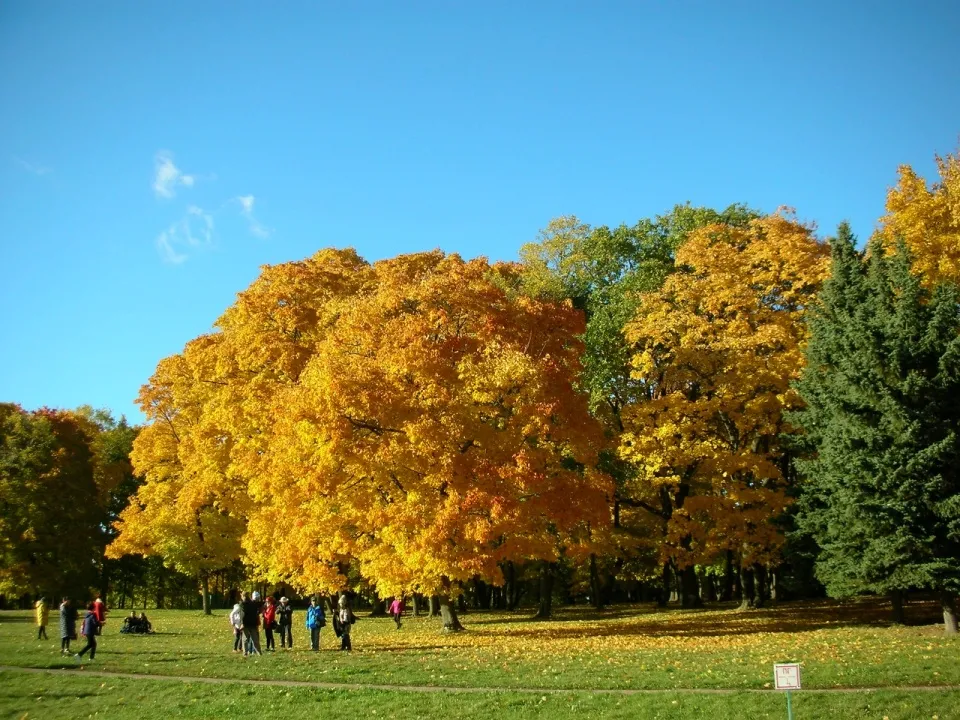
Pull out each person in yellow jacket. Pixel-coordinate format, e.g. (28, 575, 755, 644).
(35, 597, 49, 640)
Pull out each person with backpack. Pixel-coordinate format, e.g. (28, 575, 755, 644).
(262, 596, 277, 651)
(337, 594, 354, 652)
(74, 602, 100, 663)
(277, 597, 294, 649)
(305, 597, 326, 651)
(229, 602, 243, 652)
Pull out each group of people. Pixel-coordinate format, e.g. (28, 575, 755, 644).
(121, 611, 153, 634)
(230, 593, 365, 654)
(39, 595, 107, 662)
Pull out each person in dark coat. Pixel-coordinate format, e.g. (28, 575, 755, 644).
(241, 591, 263, 656)
(74, 603, 100, 662)
(276, 597, 294, 649)
(59, 598, 77, 654)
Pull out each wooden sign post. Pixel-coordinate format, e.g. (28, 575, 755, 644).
(773, 663, 802, 719)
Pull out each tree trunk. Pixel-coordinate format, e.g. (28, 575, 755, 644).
(753, 564, 768, 609)
(412, 593, 421, 617)
(941, 592, 957, 635)
(369, 591, 387, 617)
(722, 550, 735, 601)
(429, 595, 441, 617)
(438, 593, 464, 632)
(589, 554, 603, 610)
(891, 590, 905, 624)
(200, 573, 211, 615)
(699, 567, 717, 602)
(680, 565, 703, 608)
(534, 561, 555, 619)
(658, 563, 671, 607)
(738, 565, 755, 610)
(504, 561, 516, 610)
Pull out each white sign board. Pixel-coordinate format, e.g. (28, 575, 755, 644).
(774, 663, 802, 690)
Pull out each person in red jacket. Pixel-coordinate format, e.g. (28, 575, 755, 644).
(261, 596, 277, 651)
(92, 595, 106, 635)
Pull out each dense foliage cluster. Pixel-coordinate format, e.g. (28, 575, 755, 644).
(2, 150, 958, 634)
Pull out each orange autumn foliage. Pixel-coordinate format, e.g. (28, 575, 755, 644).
(247, 252, 612, 597)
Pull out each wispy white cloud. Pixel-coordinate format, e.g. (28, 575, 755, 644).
(153, 151, 196, 198)
(236, 194, 272, 238)
(156, 206, 215, 263)
(15, 157, 52, 176)
(156, 230, 187, 264)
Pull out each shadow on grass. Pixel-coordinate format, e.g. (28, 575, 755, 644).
(461, 597, 943, 639)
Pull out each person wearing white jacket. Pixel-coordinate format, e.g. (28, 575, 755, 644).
(229, 602, 243, 653)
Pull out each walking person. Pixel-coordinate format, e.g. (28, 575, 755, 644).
(241, 591, 263, 656)
(306, 597, 325, 651)
(74, 603, 99, 663)
(262, 596, 277, 651)
(337, 594, 354, 652)
(229, 601, 243, 653)
(92, 594, 106, 635)
(388, 595, 404, 630)
(35, 597, 49, 640)
(59, 597, 77, 654)
(277, 596, 294, 649)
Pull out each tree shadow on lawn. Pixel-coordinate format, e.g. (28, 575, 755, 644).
(466, 597, 943, 639)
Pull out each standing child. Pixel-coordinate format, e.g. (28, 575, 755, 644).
(229, 602, 243, 652)
(74, 603, 99, 663)
(277, 597, 294, 649)
(35, 597, 49, 639)
(305, 597, 325, 651)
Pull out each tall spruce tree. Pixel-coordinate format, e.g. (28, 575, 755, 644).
(793, 223, 960, 634)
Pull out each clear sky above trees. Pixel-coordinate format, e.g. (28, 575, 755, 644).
(0, 0, 958, 421)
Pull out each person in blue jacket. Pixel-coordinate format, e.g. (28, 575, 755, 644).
(306, 596, 326, 651)
(74, 603, 100, 663)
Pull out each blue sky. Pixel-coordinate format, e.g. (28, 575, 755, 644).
(1, 1, 958, 424)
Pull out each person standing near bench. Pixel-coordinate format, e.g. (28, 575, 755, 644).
(74, 602, 99, 663)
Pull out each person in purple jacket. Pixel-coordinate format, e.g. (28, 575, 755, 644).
(74, 602, 100, 663)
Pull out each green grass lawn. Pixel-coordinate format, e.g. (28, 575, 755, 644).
(1, 598, 957, 718)
(2, 671, 959, 720)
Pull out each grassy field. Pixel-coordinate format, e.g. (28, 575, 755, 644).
(1, 598, 958, 718)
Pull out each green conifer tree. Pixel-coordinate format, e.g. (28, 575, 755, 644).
(793, 223, 960, 634)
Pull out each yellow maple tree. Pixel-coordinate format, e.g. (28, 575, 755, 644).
(619, 211, 830, 606)
(878, 148, 960, 287)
